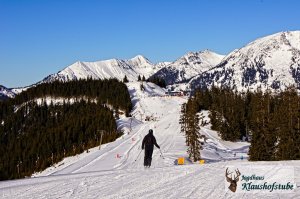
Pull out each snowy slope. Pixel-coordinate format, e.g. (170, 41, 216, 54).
(29, 82, 248, 177)
(151, 50, 225, 85)
(3, 82, 298, 199)
(0, 85, 15, 100)
(42, 55, 163, 83)
(2, 161, 299, 199)
(191, 31, 300, 92)
(0, 82, 299, 198)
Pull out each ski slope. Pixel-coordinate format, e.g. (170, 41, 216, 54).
(0, 82, 299, 199)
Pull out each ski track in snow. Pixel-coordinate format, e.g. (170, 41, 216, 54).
(0, 82, 299, 199)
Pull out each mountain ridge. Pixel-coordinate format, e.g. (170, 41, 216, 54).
(4, 30, 300, 98)
(190, 31, 300, 92)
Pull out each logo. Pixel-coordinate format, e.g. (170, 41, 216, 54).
(224, 166, 295, 194)
(225, 168, 241, 192)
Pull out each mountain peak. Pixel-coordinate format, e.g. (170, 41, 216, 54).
(127, 55, 152, 66)
(149, 50, 224, 85)
(175, 50, 224, 66)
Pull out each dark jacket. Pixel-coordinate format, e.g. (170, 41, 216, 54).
(142, 132, 160, 151)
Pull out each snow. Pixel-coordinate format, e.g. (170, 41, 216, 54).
(0, 82, 299, 198)
(11, 86, 30, 95)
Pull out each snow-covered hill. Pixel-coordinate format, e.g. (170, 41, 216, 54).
(190, 31, 300, 92)
(26, 82, 248, 177)
(1, 82, 299, 199)
(0, 85, 15, 100)
(151, 50, 224, 85)
(42, 55, 163, 83)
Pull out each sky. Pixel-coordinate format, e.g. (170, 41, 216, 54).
(1, 0, 300, 88)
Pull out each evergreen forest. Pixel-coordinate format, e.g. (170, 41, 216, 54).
(183, 86, 300, 161)
(0, 78, 132, 180)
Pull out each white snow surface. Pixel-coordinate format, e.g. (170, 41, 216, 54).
(0, 82, 299, 199)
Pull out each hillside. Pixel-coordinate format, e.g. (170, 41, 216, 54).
(0, 79, 132, 180)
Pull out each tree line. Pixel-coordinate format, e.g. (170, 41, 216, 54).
(13, 78, 132, 116)
(122, 74, 166, 88)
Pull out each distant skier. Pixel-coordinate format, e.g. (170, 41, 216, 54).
(142, 129, 160, 167)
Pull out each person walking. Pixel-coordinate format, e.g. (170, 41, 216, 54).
(142, 129, 160, 167)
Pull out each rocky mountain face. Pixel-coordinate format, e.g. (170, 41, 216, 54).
(150, 50, 225, 85)
(190, 31, 300, 92)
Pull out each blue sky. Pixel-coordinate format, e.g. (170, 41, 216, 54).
(1, 0, 300, 87)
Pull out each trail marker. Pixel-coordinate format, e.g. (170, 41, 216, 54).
(177, 157, 185, 165)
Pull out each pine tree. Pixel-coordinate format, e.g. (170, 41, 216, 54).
(275, 87, 300, 160)
(123, 75, 129, 83)
(138, 75, 141, 81)
(186, 99, 203, 162)
(179, 103, 187, 139)
(249, 90, 276, 161)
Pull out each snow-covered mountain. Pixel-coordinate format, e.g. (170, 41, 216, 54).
(42, 55, 163, 83)
(150, 50, 225, 85)
(0, 85, 15, 100)
(41, 51, 224, 86)
(8, 30, 300, 94)
(190, 31, 300, 92)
